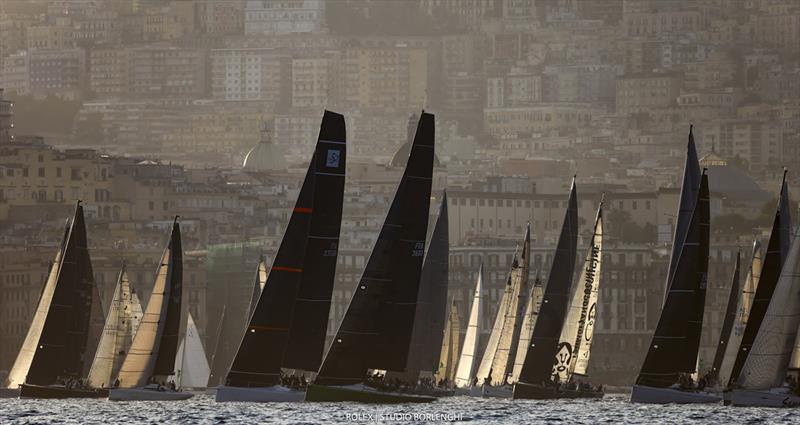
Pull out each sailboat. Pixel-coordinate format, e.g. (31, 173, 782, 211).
(216, 110, 346, 402)
(725, 171, 792, 395)
(109, 218, 191, 401)
(631, 171, 714, 404)
(510, 271, 544, 384)
(394, 191, 450, 390)
(730, 221, 800, 407)
(715, 241, 761, 396)
(10, 202, 107, 399)
(86, 263, 143, 390)
(546, 198, 605, 398)
(478, 225, 531, 398)
(305, 112, 435, 404)
(175, 313, 211, 390)
(708, 251, 741, 388)
(433, 299, 461, 387)
(512, 178, 580, 400)
(453, 264, 485, 390)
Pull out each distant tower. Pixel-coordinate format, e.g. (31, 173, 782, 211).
(0, 89, 13, 144)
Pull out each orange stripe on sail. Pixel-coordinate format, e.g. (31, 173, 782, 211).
(272, 266, 303, 273)
(294, 207, 312, 213)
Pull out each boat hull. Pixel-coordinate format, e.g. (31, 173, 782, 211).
(19, 384, 108, 399)
(630, 385, 720, 404)
(215, 385, 305, 402)
(305, 384, 436, 404)
(453, 386, 483, 397)
(108, 387, 194, 401)
(513, 382, 603, 400)
(0, 388, 20, 398)
(482, 385, 513, 398)
(730, 388, 800, 407)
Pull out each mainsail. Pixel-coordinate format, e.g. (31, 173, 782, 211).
(405, 191, 450, 375)
(728, 172, 792, 387)
(636, 171, 710, 388)
(736, 224, 800, 390)
(433, 299, 461, 383)
(710, 250, 740, 382)
(554, 200, 604, 380)
(227, 110, 346, 387)
(7, 202, 96, 388)
(510, 271, 544, 383)
(175, 313, 211, 389)
(116, 218, 183, 388)
(87, 265, 143, 388)
(315, 112, 435, 386)
(454, 264, 484, 388)
(475, 272, 512, 383)
(517, 178, 578, 386)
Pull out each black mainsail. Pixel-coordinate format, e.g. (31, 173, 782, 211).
(728, 171, 792, 387)
(515, 179, 578, 389)
(636, 171, 710, 388)
(710, 250, 740, 379)
(405, 191, 450, 375)
(226, 110, 346, 387)
(314, 112, 435, 386)
(7, 202, 96, 387)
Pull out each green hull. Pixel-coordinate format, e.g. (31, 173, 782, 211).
(305, 384, 436, 404)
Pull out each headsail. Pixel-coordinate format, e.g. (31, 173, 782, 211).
(175, 313, 211, 389)
(635, 171, 710, 388)
(116, 218, 183, 388)
(315, 112, 435, 386)
(510, 271, 543, 383)
(433, 299, 461, 383)
(728, 172, 792, 387)
(517, 178, 578, 387)
(454, 264, 484, 388)
(710, 250, 740, 383)
(227, 110, 346, 387)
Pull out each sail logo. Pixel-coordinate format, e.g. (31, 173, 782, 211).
(583, 303, 596, 343)
(575, 245, 600, 348)
(554, 342, 573, 377)
(326, 149, 341, 168)
(324, 242, 338, 257)
(412, 241, 424, 257)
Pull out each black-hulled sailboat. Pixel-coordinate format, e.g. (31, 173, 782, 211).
(10, 202, 107, 399)
(216, 110, 346, 402)
(631, 171, 714, 404)
(109, 218, 190, 401)
(305, 112, 435, 404)
(512, 178, 580, 400)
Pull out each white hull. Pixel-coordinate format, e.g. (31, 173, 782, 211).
(481, 385, 513, 399)
(215, 385, 305, 402)
(630, 385, 721, 404)
(730, 388, 800, 407)
(108, 387, 194, 401)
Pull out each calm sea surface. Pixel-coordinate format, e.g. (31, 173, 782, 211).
(0, 393, 795, 424)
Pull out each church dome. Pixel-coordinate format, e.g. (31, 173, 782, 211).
(243, 123, 286, 172)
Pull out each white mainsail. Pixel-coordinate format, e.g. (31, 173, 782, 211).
(717, 240, 762, 387)
(510, 273, 543, 383)
(87, 267, 142, 388)
(475, 272, 512, 384)
(434, 300, 461, 383)
(554, 202, 603, 381)
(175, 313, 211, 389)
(737, 226, 800, 390)
(454, 265, 484, 387)
(6, 246, 64, 388)
(116, 246, 172, 388)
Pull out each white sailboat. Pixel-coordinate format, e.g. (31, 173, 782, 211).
(175, 313, 211, 390)
(730, 224, 800, 407)
(453, 264, 484, 390)
(510, 272, 543, 384)
(433, 299, 461, 385)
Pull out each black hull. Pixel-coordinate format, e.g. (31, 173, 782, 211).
(512, 382, 603, 400)
(19, 384, 109, 399)
(305, 384, 436, 404)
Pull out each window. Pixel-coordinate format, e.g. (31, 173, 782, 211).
(149, 201, 154, 211)
(56, 167, 62, 178)
(22, 168, 28, 177)
(38, 168, 45, 177)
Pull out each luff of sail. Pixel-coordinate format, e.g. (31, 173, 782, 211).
(510, 272, 544, 383)
(9, 202, 96, 387)
(728, 172, 792, 387)
(517, 178, 578, 387)
(635, 171, 710, 388)
(314, 112, 434, 386)
(454, 264, 484, 388)
(737, 223, 800, 390)
(405, 191, 450, 375)
(87, 265, 142, 388)
(226, 110, 346, 387)
(710, 250, 740, 383)
(116, 218, 182, 388)
(567, 200, 604, 378)
(7, 217, 71, 388)
(175, 313, 211, 389)
(717, 241, 761, 387)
